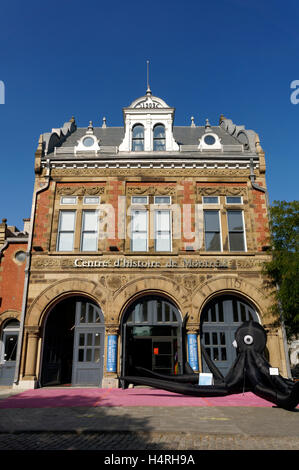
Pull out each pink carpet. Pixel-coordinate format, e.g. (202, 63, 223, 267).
(0, 388, 278, 409)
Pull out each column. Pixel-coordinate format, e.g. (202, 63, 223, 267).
(23, 326, 40, 386)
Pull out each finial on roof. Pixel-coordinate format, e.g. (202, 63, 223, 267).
(86, 120, 94, 134)
(205, 118, 212, 132)
(219, 114, 225, 124)
(102, 117, 107, 128)
(69, 116, 75, 123)
(190, 116, 196, 128)
(146, 60, 152, 95)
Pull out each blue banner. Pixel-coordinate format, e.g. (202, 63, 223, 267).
(106, 335, 118, 372)
(187, 334, 199, 371)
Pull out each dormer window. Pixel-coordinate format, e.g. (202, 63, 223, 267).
(132, 124, 144, 151)
(153, 124, 166, 151)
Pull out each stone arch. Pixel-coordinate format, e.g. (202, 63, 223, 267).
(113, 276, 189, 324)
(192, 275, 268, 324)
(0, 310, 21, 329)
(26, 278, 107, 327)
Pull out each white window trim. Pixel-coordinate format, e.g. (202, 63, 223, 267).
(60, 196, 78, 205)
(131, 196, 149, 205)
(203, 209, 223, 252)
(154, 209, 172, 252)
(154, 196, 172, 205)
(225, 196, 243, 204)
(131, 209, 148, 252)
(83, 196, 101, 205)
(202, 196, 219, 205)
(80, 210, 99, 252)
(56, 210, 76, 252)
(227, 210, 247, 252)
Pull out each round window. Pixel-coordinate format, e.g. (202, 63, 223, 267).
(83, 137, 95, 147)
(15, 251, 26, 262)
(204, 135, 216, 145)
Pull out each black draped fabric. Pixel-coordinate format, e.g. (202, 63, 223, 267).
(121, 321, 299, 411)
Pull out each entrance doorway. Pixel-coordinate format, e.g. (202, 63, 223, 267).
(200, 295, 259, 377)
(0, 320, 20, 386)
(122, 296, 183, 377)
(41, 296, 105, 387)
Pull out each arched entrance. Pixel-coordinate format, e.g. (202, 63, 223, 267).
(200, 295, 259, 377)
(0, 319, 20, 386)
(41, 296, 105, 387)
(122, 295, 183, 377)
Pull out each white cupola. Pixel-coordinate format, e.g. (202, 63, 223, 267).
(119, 88, 179, 152)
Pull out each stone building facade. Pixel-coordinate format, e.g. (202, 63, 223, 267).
(2, 88, 290, 389)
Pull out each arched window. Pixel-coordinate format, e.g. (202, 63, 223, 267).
(153, 124, 166, 151)
(132, 124, 144, 151)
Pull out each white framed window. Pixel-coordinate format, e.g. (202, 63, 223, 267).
(131, 209, 148, 252)
(57, 210, 76, 251)
(131, 196, 149, 205)
(83, 196, 100, 205)
(81, 210, 98, 251)
(204, 210, 222, 251)
(154, 196, 171, 205)
(155, 210, 172, 252)
(227, 210, 246, 251)
(226, 196, 243, 204)
(132, 124, 144, 151)
(153, 124, 166, 151)
(60, 196, 77, 205)
(203, 196, 219, 204)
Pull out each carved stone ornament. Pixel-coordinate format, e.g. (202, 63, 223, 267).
(127, 186, 176, 195)
(197, 186, 248, 196)
(57, 186, 105, 196)
(51, 168, 253, 178)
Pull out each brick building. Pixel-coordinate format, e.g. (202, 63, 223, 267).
(0, 219, 29, 385)
(0, 87, 290, 389)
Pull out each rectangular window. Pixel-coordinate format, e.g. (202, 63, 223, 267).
(131, 210, 148, 252)
(83, 196, 100, 205)
(203, 196, 219, 204)
(60, 196, 77, 205)
(57, 210, 76, 251)
(204, 210, 221, 251)
(155, 210, 171, 252)
(131, 196, 148, 205)
(154, 196, 171, 205)
(81, 210, 98, 251)
(227, 210, 246, 251)
(226, 196, 242, 204)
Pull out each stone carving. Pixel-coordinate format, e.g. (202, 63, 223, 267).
(57, 186, 105, 196)
(197, 186, 248, 196)
(51, 168, 253, 177)
(127, 186, 176, 195)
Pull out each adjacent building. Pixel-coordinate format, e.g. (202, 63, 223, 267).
(0, 87, 290, 389)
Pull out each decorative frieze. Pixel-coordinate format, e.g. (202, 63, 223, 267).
(127, 186, 176, 195)
(56, 186, 105, 196)
(197, 186, 248, 196)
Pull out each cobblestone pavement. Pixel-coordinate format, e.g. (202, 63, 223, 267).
(1, 431, 299, 450)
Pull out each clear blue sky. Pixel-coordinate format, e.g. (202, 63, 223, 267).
(0, 0, 298, 229)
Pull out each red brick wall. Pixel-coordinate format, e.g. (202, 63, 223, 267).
(0, 243, 27, 314)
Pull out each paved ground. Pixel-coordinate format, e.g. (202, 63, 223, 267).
(0, 387, 298, 452)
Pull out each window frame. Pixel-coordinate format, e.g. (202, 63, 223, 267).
(154, 209, 172, 252)
(227, 210, 247, 252)
(132, 124, 145, 152)
(131, 208, 148, 252)
(153, 124, 166, 151)
(203, 209, 222, 252)
(56, 210, 76, 252)
(80, 209, 99, 252)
